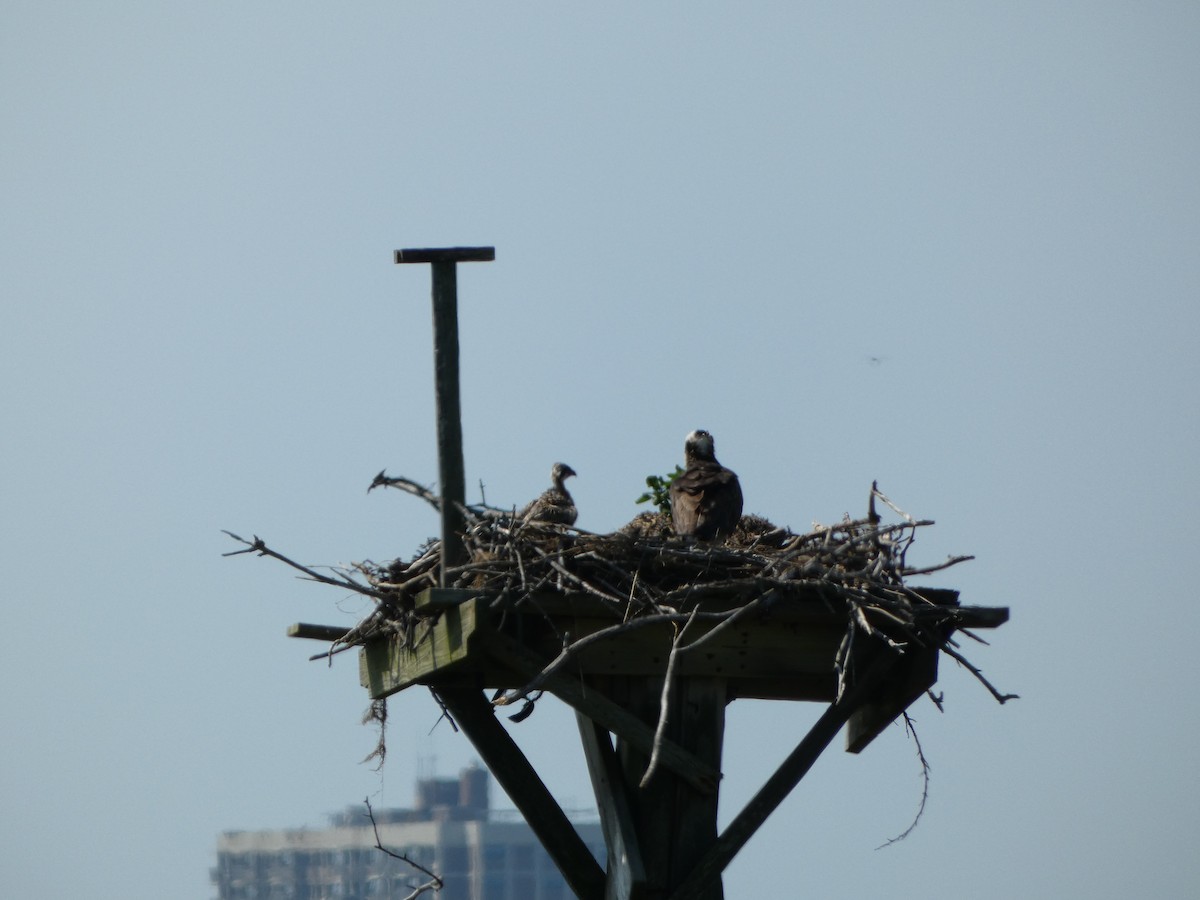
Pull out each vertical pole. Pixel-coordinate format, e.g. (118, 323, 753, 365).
(429, 261, 466, 583)
(395, 246, 495, 587)
(617, 676, 726, 900)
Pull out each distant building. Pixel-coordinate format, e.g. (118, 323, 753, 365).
(212, 765, 604, 900)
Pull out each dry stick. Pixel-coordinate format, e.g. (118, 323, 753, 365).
(638, 619, 686, 787)
(955, 627, 991, 646)
(900, 555, 976, 577)
(876, 710, 931, 849)
(363, 796, 443, 899)
(526, 545, 626, 610)
(426, 688, 460, 734)
(221, 531, 384, 600)
(369, 472, 442, 510)
(871, 485, 917, 524)
(640, 606, 702, 788)
(675, 594, 768, 655)
(511, 609, 736, 699)
(940, 642, 1019, 704)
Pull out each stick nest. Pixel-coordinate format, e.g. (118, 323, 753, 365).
(225, 477, 1011, 704)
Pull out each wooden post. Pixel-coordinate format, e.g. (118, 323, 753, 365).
(668, 653, 898, 899)
(605, 675, 726, 900)
(395, 247, 494, 584)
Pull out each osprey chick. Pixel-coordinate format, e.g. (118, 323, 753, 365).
(519, 462, 578, 526)
(669, 430, 742, 542)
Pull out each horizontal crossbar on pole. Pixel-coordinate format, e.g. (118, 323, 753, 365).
(394, 247, 496, 264)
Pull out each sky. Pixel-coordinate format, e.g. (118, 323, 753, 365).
(2, 2, 1198, 898)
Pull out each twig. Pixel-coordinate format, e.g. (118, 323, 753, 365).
(871, 484, 917, 524)
(221, 531, 384, 600)
(511, 609, 735, 699)
(640, 607, 702, 788)
(363, 797, 443, 899)
(900, 555, 976, 577)
(876, 711, 930, 849)
(427, 688, 460, 734)
(940, 643, 1019, 704)
(368, 471, 441, 510)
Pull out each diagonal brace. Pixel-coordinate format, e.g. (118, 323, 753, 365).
(436, 682, 606, 900)
(485, 631, 721, 795)
(667, 653, 900, 899)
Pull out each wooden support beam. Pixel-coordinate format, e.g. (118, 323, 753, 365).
(395, 246, 494, 585)
(577, 713, 648, 900)
(286, 623, 350, 642)
(436, 683, 606, 900)
(360, 599, 482, 699)
(430, 259, 465, 583)
(614, 677, 726, 900)
(485, 631, 721, 794)
(394, 247, 496, 264)
(668, 657, 896, 900)
(952, 605, 1010, 628)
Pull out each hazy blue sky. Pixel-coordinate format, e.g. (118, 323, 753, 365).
(3, 3, 1198, 898)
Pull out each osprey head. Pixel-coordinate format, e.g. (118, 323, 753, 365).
(551, 462, 577, 484)
(684, 430, 716, 462)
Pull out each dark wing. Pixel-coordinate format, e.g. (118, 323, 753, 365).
(669, 462, 743, 540)
(519, 488, 577, 526)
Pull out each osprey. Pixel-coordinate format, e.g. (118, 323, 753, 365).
(519, 462, 578, 526)
(669, 430, 743, 542)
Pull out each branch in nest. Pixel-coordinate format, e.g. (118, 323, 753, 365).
(221, 531, 385, 601)
(369, 471, 441, 511)
(509, 609, 736, 700)
(900, 555, 976, 577)
(370, 469, 513, 521)
(940, 642, 1019, 704)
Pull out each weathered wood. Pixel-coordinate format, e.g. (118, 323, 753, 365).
(412, 586, 477, 616)
(429, 259, 467, 583)
(395, 248, 494, 583)
(667, 678, 725, 900)
(359, 599, 482, 698)
(437, 683, 606, 900)
(577, 713, 648, 900)
(616, 678, 675, 899)
(287, 623, 350, 642)
(356, 587, 1010, 704)
(845, 645, 939, 753)
(615, 677, 726, 900)
(669, 655, 896, 900)
(486, 631, 721, 793)
(952, 605, 1010, 628)
(394, 246, 496, 264)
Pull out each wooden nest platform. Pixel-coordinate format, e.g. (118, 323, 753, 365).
(277, 482, 1008, 755)
(240, 477, 1010, 900)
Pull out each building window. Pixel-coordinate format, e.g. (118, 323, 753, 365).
(482, 843, 506, 873)
(440, 845, 469, 875)
(440, 874, 469, 900)
(510, 844, 534, 871)
(482, 871, 507, 899)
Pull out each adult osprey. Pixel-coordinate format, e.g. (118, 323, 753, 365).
(669, 430, 743, 542)
(519, 462, 578, 526)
